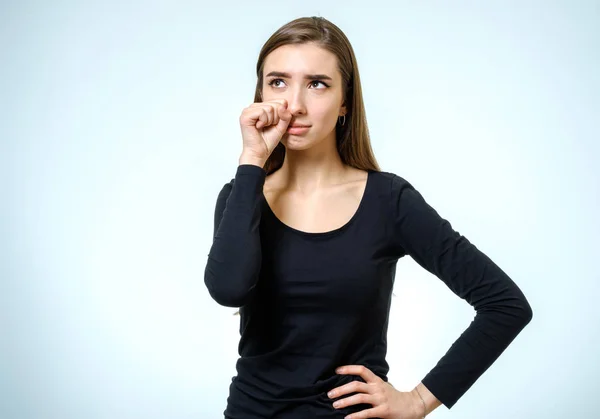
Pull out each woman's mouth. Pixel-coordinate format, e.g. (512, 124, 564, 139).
(287, 125, 311, 135)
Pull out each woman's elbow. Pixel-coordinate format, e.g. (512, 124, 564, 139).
(204, 266, 256, 307)
(206, 285, 255, 307)
(519, 296, 533, 326)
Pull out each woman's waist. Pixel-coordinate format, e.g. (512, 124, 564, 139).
(232, 354, 389, 397)
(226, 369, 387, 419)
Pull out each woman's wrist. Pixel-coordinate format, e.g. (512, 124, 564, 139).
(412, 387, 427, 418)
(410, 382, 442, 417)
(409, 388, 426, 418)
(239, 152, 266, 168)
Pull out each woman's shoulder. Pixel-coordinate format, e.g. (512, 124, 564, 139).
(369, 169, 416, 194)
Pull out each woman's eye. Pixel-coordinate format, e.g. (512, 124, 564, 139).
(268, 79, 285, 88)
(310, 80, 328, 89)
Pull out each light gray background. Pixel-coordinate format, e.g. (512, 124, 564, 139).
(2, 1, 598, 418)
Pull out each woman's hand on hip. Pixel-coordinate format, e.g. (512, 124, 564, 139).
(328, 365, 424, 419)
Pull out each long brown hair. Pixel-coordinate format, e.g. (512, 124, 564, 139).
(234, 16, 381, 316)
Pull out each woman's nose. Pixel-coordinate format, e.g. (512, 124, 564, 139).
(287, 90, 307, 115)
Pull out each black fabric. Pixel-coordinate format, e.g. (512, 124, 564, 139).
(204, 164, 533, 417)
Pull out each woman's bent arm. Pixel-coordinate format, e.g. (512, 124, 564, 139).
(204, 164, 266, 307)
(390, 174, 533, 408)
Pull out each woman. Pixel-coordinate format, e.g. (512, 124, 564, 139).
(204, 16, 532, 419)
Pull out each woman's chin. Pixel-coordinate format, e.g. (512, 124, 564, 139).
(281, 135, 312, 150)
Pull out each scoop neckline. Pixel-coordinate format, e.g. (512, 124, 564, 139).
(262, 170, 373, 238)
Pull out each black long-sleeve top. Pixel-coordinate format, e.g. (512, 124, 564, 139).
(204, 164, 533, 418)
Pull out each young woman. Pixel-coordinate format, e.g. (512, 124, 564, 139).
(204, 16, 533, 419)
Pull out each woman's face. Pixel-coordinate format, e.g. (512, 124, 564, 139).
(261, 43, 346, 150)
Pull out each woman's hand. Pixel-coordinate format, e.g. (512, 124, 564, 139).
(328, 365, 424, 419)
(239, 98, 292, 165)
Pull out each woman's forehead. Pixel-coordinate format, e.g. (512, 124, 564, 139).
(264, 44, 339, 77)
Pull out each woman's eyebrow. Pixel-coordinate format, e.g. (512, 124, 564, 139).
(265, 71, 333, 81)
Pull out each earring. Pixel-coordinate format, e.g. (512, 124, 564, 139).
(338, 115, 346, 126)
